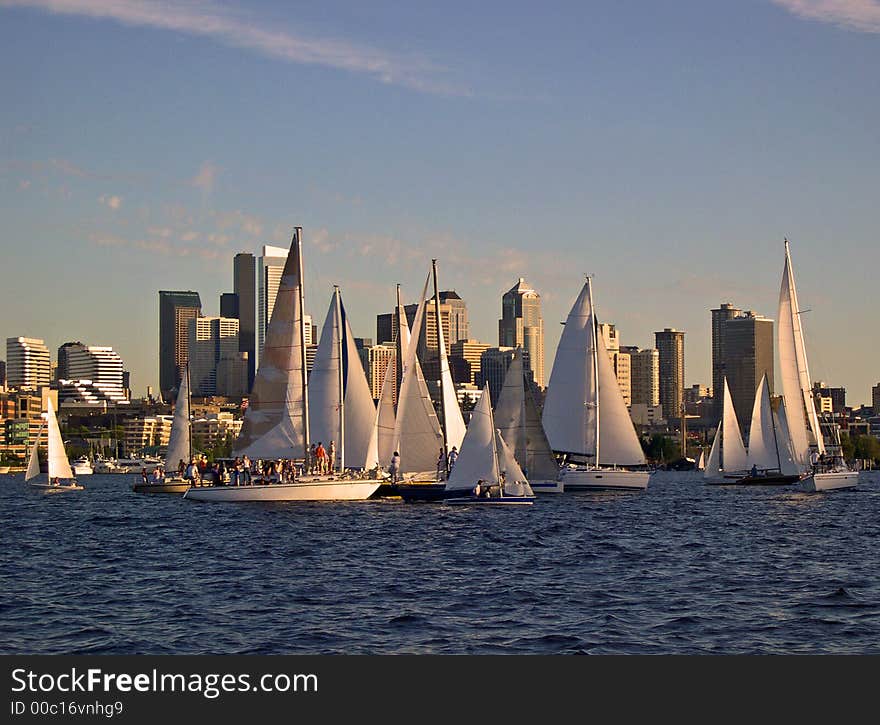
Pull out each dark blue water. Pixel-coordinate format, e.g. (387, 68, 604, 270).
(2, 472, 879, 654)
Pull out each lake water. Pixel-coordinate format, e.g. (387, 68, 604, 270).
(2, 471, 879, 654)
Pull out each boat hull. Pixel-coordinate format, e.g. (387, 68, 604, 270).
(445, 495, 534, 506)
(383, 482, 447, 502)
(529, 478, 564, 493)
(28, 481, 84, 491)
(183, 479, 382, 502)
(133, 479, 191, 494)
(800, 471, 859, 493)
(561, 468, 649, 491)
(0, 466, 10, 474)
(72, 465, 93, 476)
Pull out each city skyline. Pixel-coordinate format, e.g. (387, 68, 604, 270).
(1, 2, 878, 403)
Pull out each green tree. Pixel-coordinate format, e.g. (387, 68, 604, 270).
(854, 435, 880, 464)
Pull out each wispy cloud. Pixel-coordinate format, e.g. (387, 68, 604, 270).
(99, 193, 122, 209)
(190, 160, 218, 194)
(1, 0, 471, 95)
(772, 0, 880, 33)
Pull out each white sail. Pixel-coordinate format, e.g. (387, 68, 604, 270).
(234, 232, 307, 459)
(704, 422, 721, 480)
(696, 449, 706, 471)
(396, 286, 411, 389)
(46, 397, 74, 480)
(542, 282, 597, 458)
(774, 399, 803, 476)
(494, 349, 558, 480)
(435, 286, 466, 453)
(446, 383, 499, 491)
(375, 348, 397, 468)
(308, 291, 378, 469)
(25, 421, 45, 481)
(393, 274, 444, 474)
(495, 428, 534, 497)
(164, 367, 191, 470)
(721, 378, 748, 472)
(746, 374, 780, 471)
(777, 239, 825, 465)
(594, 314, 646, 465)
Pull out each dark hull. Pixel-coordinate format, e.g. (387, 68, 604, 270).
(733, 473, 801, 486)
(378, 482, 447, 502)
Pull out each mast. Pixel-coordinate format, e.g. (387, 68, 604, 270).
(431, 259, 448, 470)
(587, 277, 600, 466)
(296, 226, 310, 461)
(395, 283, 404, 407)
(334, 285, 345, 471)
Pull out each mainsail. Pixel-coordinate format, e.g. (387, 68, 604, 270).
(375, 285, 412, 468)
(234, 230, 307, 459)
(446, 383, 499, 491)
(164, 366, 191, 471)
(721, 377, 748, 472)
(746, 374, 780, 472)
(309, 288, 379, 469)
(494, 348, 558, 480)
(432, 261, 466, 453)
(392, 274, 443, 473)
(542, 278, 645, 466)
(777, 239, 825, 467)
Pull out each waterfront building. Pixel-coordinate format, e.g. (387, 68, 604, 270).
(158, 291, 202, 400)
(813, 381, 846, 415)
(0, 360, 5, 389)
(191, 412, 243, 450)
(873, 383, 880, 414)
(124, 415, 173, 453)
(654, 328, 685, 422)
(499, 278, 545, 388)
(711, 303, 742, 420)
(56, 343, 128, 407)
(721, 312, 774, 429)
(188, 317, 240, 397)
(6, 337, 51, 389)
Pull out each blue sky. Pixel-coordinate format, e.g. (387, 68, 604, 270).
(1, 0, 878, 403)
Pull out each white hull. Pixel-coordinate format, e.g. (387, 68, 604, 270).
(28, 481, 84, 491)
(0, 466, 10, 474)
(529, 478, 564, 493)
(184, 478, 382, 502)
(72, 462, 93, 475)
(800, 471, 859, 493)
(561, 467, 649, 490)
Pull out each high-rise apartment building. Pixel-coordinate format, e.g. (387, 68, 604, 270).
(499, 278, 545, 388)
(812, 382, 846, 415)
(655, 328, 685, 422)
(158, 291, 202, 400)
(711, 302, 742, 419)
(599, 323, 631, 406)
(440, 291, 469, 344)
(6, 337, 51, 389)
(721, 313, 773, 429)
(188, 317, 240, 396)
(873, 383, 880, 414)
(359, 343, 396, 401)
(622, 346, 660, 408)
(56, 343, 128, 406)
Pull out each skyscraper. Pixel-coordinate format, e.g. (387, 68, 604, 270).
(257, 245, 289, 366)
(872, 383, 880, 414)
(6, 337, 51, 389)
(711, 302, 742, 419)
(233, 252, 256, 390)
(721, 312, 773, 429)
(654, 328, 685, 421)
(478, 347, 532, 406)
(499, 278, 545, 388)
(188, 316, 240, 396)
(359, 343, 396, 400)
(440, 291, 469, 344)
(449, 339, 491, 386)
(158, 291, 202, 400)
(599, 323, 631, 406)
(621, 346, 660, 407)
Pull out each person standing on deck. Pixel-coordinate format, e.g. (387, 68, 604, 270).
(390, 451, 401, 484)
(328, 440, 337, 474)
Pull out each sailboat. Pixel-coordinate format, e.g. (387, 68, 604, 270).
(493, 347, 562, 492)
(444, 382, 535, 505)
(26, 398, 83, 491)
(696, 449, 706, 471)
(777, 239, 857, 492)
(184, 228, 382, 502)
(542, 278, 650, 490)
(703, 377, 749, 484)
(735, 374, 802, 485)
(390, 261, 467, 501)
(134, 364, 193, 494)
